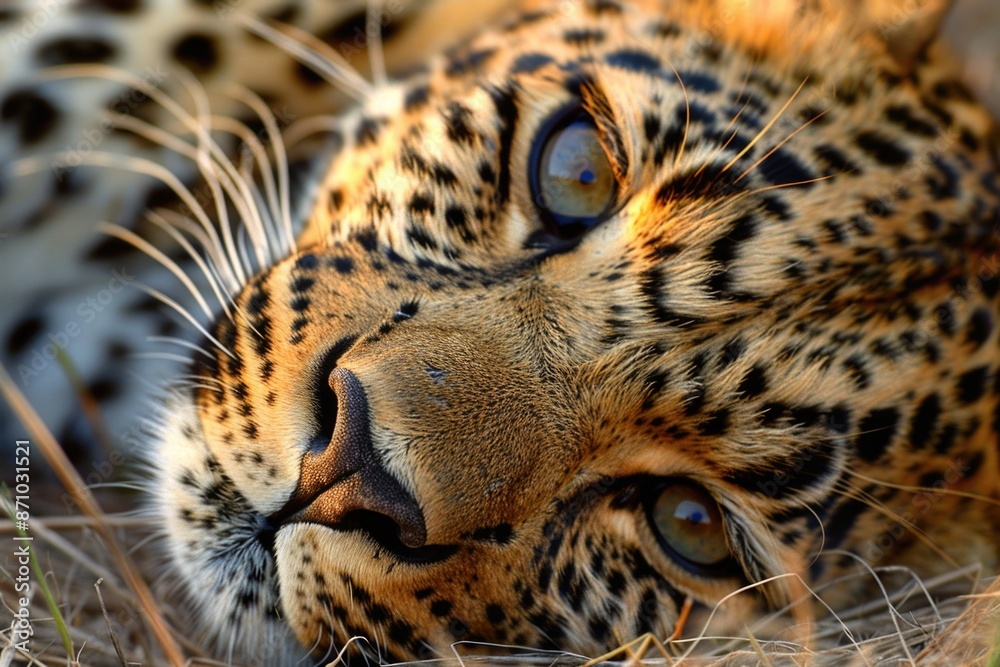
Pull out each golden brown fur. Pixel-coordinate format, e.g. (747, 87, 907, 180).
(149, 0, 1000, 662)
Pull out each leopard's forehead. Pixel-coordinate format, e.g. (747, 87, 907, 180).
(152, 0, 1000, 663)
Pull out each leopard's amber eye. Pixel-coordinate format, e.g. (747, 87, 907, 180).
(531, 114, 616, 238)
(650, 483, 730, 569)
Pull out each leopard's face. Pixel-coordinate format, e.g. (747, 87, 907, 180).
(153, 0, 1000, 662)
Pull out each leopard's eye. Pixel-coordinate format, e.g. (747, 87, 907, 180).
(531, 113, 617, 238)
(648, 482, 730, 570)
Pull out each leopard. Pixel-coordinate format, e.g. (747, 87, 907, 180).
(1, 0, 999, 665)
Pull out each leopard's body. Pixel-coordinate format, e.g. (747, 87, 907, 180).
(1, 0, 999, 664)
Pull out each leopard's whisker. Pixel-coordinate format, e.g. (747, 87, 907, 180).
(235, 13, 373, 101)
(237, 220, 255, 279)
(172, 374, 227, 388)
(12, 151, 239, 293)
(833, 480, 962, 574)
(132, 283, 236, 359)
(131, 352, 202, 365)
(668, 64, 691, 168)
(99, 222, 215, 321)
(29, 64, 268, 289)
(735, 108, 829, 183)
(283, 115, 347, 150)
(367, 0, 389, 88)
(722, 76, 810, 174)
(154, 210, 241, 318)
(742, 174, 838, 193)
(844, 470, 1000, 507)
(105, 112, 257, 286)
(147, 337, 216, 362)
(695, 59, 758, 177)
(174, 68, 274, 281)
(228, 83, 296, 257)
(126, 529, 163, 557)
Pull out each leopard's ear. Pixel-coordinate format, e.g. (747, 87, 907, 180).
(859, 0, 955, 69)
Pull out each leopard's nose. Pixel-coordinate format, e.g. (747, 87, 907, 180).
(271, 367, 427, 548)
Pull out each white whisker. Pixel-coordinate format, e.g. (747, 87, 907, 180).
(367, 0, 389, 87)
(147, 336, 215, 359)
(283, 115, 345, 149)
(98, 222, 215, 320)
(135, 283, 236, 359)
(173, 373, 226, 386)
(131, 352, 199, 365)
(145, 210, 235, 320)
(228, 84, 295, 256)
(15, 150, 240, 291)
(235, 13, 372, 100)
(237, 220, 255, 278)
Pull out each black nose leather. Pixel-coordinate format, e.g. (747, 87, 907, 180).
(272, 367, 427, 548)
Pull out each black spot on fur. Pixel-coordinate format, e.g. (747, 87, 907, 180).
(604, 49, 661, 73)
(563, 28, 605, 45)
(443, 102, 475, 144)
(446, 47, 496, 77)
(488, 86, 518, 206)
(855, 131, 911, 166)
(699, 408, 730, 436)
(738, 364, 768, 397)
(925, 155, 959, 200)
(813, 144, 860, 176)
(908, 393, 941, 450)
(404, 84, 430, 111)
(6, 315, 44, 355)
(956, 366, 989, 404)
(511, 52, 554, 74)
(330, 256, 354, 274)
(295, 254, 319, 271)
(85, 236, 134, 261)
(171, 33, 220, 73)
(966, 308, 992, 349)
(842, 354, 871, 390)
(855, 407, 900, 462)
(657, 162, 738, 202)
(406, 225, 438, 250)
(884, 104, 938, 138)
(756, 148, 818, 188)
(408, 193, 435, 216)
(728, 438, 835, 499)
(35, 37, 117, 66)
(78, 0, 143, 13)
(429, 600, 452, 617)
(823, 497, 868, 548)
(355, 116, 385, 146)
(1, 88, 60, 145)
(676, 71, 720, 93)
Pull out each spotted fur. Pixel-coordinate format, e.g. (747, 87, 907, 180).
(1, 0, 999, 664)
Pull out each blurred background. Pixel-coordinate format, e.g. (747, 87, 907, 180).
(945, 0, 1000, 118)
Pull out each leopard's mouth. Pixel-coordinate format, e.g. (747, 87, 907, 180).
(274, 510, 459, 564)
(260, 500, 458, 564)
